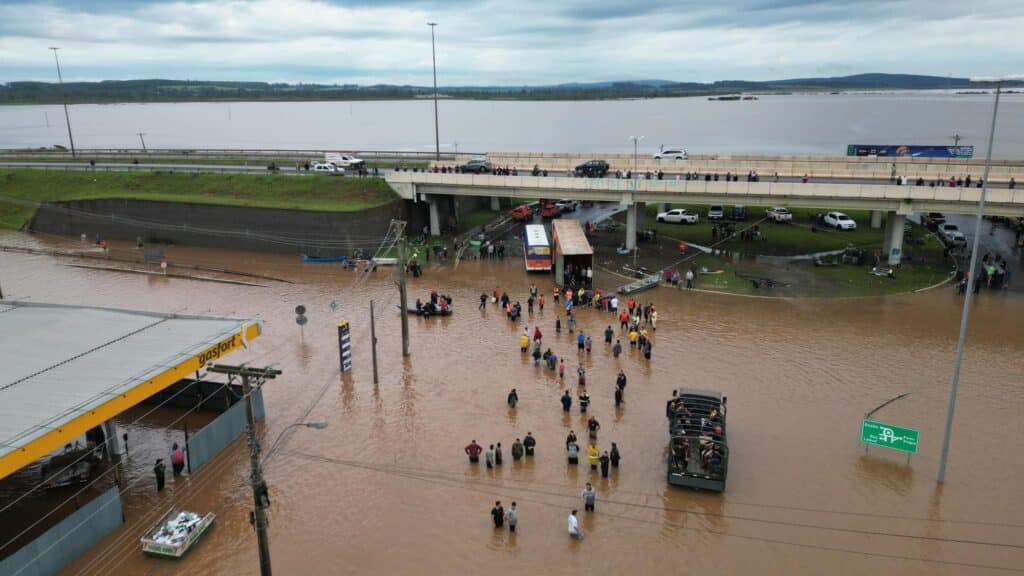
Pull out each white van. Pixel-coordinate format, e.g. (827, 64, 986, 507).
(324, 153, 364, 168)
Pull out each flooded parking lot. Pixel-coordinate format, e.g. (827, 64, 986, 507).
(1, 230, 1022, 575)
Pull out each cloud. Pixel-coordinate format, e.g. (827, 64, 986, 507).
(0, 0, 1021, 85)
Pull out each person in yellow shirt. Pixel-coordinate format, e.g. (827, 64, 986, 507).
(588, 444, 600, 470)
(577, 287, 585, 304)
(628, 329, 639, 348)
(520, 333, 530, 352)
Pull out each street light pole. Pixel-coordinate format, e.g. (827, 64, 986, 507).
(137, 132, 147, 151)
(427, 22, 440, 162)
(937, 81, 1003, 485)
(49, 47, 76, 158)
(628, 136, 644, 174)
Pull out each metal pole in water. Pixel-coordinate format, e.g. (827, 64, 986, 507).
(370, 300, 379, 384)
(49, 47, 76, 158)
(937, 81, 1002, 485)
(397, 238, 411, 357)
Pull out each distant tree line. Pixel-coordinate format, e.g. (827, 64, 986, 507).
(1, 74, 1018, 105)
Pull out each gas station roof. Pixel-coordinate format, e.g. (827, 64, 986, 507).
(0, 301, 260, 480)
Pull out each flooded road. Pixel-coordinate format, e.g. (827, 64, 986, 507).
(2, 230, 1023, 575)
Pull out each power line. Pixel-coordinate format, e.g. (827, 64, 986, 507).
(282, 451, 1024, 573)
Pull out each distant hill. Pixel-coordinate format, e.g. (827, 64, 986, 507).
(1, 74, 1018, 104)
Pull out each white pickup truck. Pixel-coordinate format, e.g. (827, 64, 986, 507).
(765, 207, 793, 223)
(324, 153, 365, 169)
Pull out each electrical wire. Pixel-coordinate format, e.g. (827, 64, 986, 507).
(282, 450, 1024, 573)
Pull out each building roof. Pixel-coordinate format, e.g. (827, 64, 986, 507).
(0, 301, 260, 480)
(552, 219, 593, 256)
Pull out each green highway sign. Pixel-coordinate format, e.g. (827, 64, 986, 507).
(861, 419, 919, 454)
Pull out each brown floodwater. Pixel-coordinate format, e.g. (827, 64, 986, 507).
(1, 230, 1023, 575)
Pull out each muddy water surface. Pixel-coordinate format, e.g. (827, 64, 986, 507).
(1, 230, 1022, 575)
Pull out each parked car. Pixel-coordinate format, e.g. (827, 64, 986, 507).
(312, 162, 342, 174)
(657, 208, 699, 224)
(730, 205, 747, 221)
(653, 148, 688, 160)
(324, 153, 364, 168)
(938, 223, 967, 246)
(824, 211, 857, 230)
(511, 205, 534, 221)
(459, 158, 493, 174)
(540, 200, 561, 218)
(707, 205, 724, 220)
(575, 159, 610, 178)
(921, 212, 946, 230)
(555, 200, 580, 213)
(765, 207, 793, 222)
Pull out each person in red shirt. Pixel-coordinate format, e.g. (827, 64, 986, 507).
(553, 286, 560, 303)
(619, 310, 629, 329)
(538, 294, 545, 311)
(171, 443, 186, 476)
(533, 326, 543, 344)
(465, 440, 483, 463)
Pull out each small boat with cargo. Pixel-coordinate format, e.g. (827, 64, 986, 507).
(617, 274, 660, 295)
(666, 388, 728, 492)
(141, 510, 215, 559)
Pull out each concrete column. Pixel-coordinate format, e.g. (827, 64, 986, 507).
(882, 211, 895, 254)
(625, 203, 637, 251)
(490, 196, 500, 211)
(870, 210, 882, 229)
(428, 197, 441, 237)
(636, 202, 646, 232)
(103, 421, 124, 458)
(885, 212, 906, 266)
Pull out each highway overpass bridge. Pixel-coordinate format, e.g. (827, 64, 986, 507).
(386, 171, 1024, 264)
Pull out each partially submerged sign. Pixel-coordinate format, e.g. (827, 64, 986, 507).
(861, 419, 919, 454)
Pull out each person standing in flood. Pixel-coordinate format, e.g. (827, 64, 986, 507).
(613, 339, 622, 358)
(568, 510, 583, 539)
(561, 390, 572, 411)
(511, 438, 525, 461)
(506, 502, 518, 533)
(604, 325, 614, 344)
(508, 388, 519, 408)
(491, 501, 505, 528)
(479, 293, 488, 310)
(524, 432, 536, 456)
(559, 359, 566, 381)
(465, 440, 483, 463)
(538, 293, 545, 311)
(153, 458, 166, 492)
(171, 442, 186, 476)
(581, 483, 597, 511)
(610, 443, 621, 468)
(599, 450, 610, 478)
(588, 416, 601, 440)
(486, 445, 495, 469)
(588, 444, 600, 471)
(495, 442, 503, 466)
(577, 331, 586, 352)
(579, 389, 591, 413)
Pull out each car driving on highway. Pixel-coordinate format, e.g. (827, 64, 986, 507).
(765, 207, 793, 222)
(823, 211, 857, 230)
(653, 148, 688, 160)
(657, 208, 699, 224)
(459, 158, 493, 174)
(312, 162, 343, 174)
(575, 160, 610, 178)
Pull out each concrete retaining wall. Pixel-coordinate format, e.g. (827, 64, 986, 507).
(186, 387, 264, 473)
(0, 486, 122, 576)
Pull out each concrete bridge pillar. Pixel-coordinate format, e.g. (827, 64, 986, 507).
(428, 197, 441, 237)
(884, 212, 906, 266)
(870, 210, 882, 229)
(636, 202, 646, 232)
(659, 203, 671, 215)
(103, 421, 124, 458)
(490, 196, 500, 211)
(625, 203, 638, 251)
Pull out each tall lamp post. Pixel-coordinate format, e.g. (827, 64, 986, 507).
(628, 135, 644, 174)
(936, 76, 1018, 484)
(427, 22, 440, 162)
(49, 47, 76, 158)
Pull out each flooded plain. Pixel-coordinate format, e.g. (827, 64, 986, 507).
(1, 229, 1023, 575)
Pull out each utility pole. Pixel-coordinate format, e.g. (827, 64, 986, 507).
(207, 363, 281, 576)
(937, 80, 1005, 484)
(137, 132, 147, 151)
(427, 22, 440, 161)
(629, 135, 644, 174)
(49, 47, 76, 158)
(370, 300, 379, 384)
(396, 232, 411, 356)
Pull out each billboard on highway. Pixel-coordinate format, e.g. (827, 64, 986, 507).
(846, 144, 974, 158)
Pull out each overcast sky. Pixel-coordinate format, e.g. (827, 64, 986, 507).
(1, 0, 1021, 86)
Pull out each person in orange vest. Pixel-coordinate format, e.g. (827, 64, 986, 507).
(619, 310, 629, 329)
(538, 294, 545, 311)
(553, 286, 560, 303)
(627, 298, 636, 314)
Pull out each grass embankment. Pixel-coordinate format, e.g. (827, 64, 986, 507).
(0, 169, 399, 230)
(599, 203, 953, 297)
(459, 209, 503, 232)
(0, 156, 427, 170)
